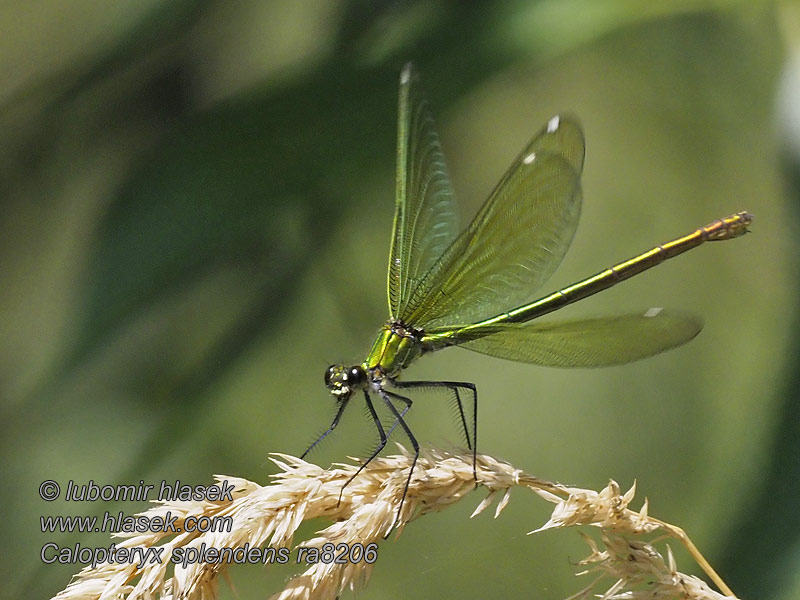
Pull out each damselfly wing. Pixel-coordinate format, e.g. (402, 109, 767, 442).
(302, 63, 752, 528)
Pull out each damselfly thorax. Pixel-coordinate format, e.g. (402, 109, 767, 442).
(324, 320, 426, 397)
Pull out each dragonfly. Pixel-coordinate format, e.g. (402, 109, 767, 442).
(302, 63, 751, 525)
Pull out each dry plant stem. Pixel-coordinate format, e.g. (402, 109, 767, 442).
(52, 449, 737, 600)
(514, 473, 734, 597)
(647, 518, 733, 597)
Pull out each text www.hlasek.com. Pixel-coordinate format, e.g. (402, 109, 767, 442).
(40, 511, 231, 534)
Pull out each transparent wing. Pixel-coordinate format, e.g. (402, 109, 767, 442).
(388, 63, 459, 320)
(399, 115, 585, 329)
(431, 309, 703, 367)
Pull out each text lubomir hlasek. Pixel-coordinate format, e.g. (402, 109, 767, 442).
(63, 480, 235, 502)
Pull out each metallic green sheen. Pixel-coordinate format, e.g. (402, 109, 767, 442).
(365, 323, 424, 378)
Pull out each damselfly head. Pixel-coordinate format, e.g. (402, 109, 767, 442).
(324, 364, 367, 396)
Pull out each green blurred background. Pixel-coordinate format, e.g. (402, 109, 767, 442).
(2, 1, 799, 598)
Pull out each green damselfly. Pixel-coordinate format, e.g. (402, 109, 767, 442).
(302, 64, 751, 524)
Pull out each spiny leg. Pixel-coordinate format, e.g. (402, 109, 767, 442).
(301, 395, 351, 459)
(380, 389, 419, 530)
(337, 390, 391, 505)
(392, 379, 478, 482)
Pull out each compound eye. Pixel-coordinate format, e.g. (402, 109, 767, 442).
(324, 365, 337, 388)
(348, 366, 366, 387)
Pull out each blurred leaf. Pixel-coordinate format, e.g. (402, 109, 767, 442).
(2, 3, 796, 600)
(716, 152, 800, 599)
